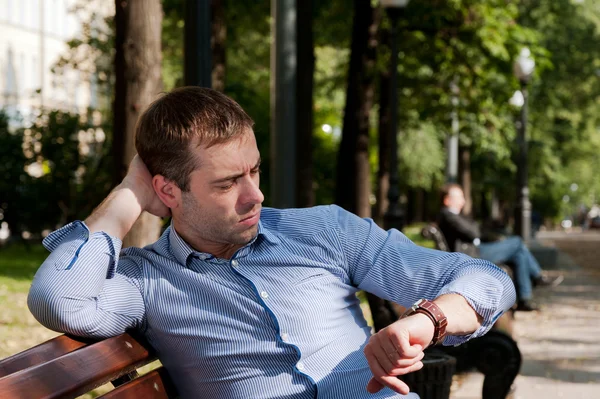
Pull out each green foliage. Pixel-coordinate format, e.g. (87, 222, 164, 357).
(4, 0, 600, 231)
(517, 0, 600, 219)
(0, 108, 111, 237)
(0, 111, 27, 236)
(398, 123, 445, 189)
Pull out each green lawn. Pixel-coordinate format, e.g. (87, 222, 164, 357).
(0, 243, 59, 359)
(0, 243, 118, 397)
(0, 228, 434, 397)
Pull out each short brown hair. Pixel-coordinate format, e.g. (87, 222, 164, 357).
(135, 86, 254, 191)
(440, 183, 463, 204)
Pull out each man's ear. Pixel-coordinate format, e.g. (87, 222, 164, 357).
(152, 175, 181, 209)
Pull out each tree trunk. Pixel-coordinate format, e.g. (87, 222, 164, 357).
(335, 0, 379, 218)
(114, 0, 163, 248)
(459, 145, 472, 217)
(374, 23, 391, 226)
(211, 0, 226, 91)
(295, 0, 315, 208)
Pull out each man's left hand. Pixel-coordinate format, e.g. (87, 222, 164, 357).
(364, 313, 435, 395)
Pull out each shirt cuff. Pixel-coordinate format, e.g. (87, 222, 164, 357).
(43, 221, 123, 278)
(436, 272, 510, 346)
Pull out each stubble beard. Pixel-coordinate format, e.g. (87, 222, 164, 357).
(180, 193, 258, 246)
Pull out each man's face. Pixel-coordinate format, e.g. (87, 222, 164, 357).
(175, 131, 264, 247)
(445, 187, 466, 212)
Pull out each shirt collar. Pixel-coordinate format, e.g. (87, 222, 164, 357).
(168, 219, 280, 266)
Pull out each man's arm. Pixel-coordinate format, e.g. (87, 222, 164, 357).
(364, 293, 481, 394)
(331, 205, 515, 395)
(28, 156, 169, 338)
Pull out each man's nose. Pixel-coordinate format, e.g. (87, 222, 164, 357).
(241, 177, 264, 205)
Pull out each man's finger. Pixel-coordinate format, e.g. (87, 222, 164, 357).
(378, 333, 403, 363)
(394, 359, 424, 376)
(388, 350, 425, 373)
(389, 330, 423, 358)
(367, 338, 397, 375)
(365, 347, 411, 395)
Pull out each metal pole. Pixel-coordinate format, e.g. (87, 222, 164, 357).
(447, 88, 459, 183)
(184, 0, 212, 87)
(270, 0, 297, 208)
(384, 9, 405, 231)
(516, 81, 531, 241)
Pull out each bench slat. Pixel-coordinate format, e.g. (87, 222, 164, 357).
(0, 334, 92, 378)
(0, 333, 157, 399)
(99, 367, 176, 399)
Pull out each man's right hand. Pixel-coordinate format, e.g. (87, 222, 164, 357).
(120, 155, 171, 218)
(85, 155, 170, 239)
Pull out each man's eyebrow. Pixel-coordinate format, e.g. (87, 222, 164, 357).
(210, 158, 261, 184)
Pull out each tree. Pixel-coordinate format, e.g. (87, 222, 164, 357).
(335, 0, 380, 218)
(113, 0, 163, 247)
(296, 1, 316, 207)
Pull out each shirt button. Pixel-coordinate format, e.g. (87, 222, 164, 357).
(198, 254, 208, 260)
(297, 361, 305, 371)
(260, 291, 269, 299)
(231, 259, 239, 267)
(281, 332, 289, 342)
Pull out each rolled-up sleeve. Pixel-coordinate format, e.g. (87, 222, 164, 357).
(28, 221, 146, 338)
(331, 205, 516, 346)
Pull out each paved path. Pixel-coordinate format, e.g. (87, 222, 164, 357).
(450, 231, 600, 399)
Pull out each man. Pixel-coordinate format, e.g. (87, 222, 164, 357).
(438, 183, 562, 312)
(28, 87, 515, 398)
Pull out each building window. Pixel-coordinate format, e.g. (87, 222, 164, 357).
(7, 0, 14, 23)
(30, 0, 39, 29)
(19, 0, 25, 25)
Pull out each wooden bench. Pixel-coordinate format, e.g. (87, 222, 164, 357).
(0, 332, 177, 399)
(420, 223, 521, 399)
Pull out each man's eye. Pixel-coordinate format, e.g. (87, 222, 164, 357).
(219, 183, 234, 190)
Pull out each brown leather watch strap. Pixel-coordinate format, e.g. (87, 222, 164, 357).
(402, 299, 448, 346)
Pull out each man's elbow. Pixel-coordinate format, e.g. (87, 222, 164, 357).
(494, 265, 517, 312)
(27, 284, 108, 339)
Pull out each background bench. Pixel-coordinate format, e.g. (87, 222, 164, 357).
(0, 332, 177, 399)
(420, 223, 521, 399)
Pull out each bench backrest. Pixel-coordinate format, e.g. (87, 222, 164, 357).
(421, 223, 450, 252)
(0, 333, 176, 399)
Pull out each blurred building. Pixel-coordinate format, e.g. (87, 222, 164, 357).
(0, 0, 100, 122)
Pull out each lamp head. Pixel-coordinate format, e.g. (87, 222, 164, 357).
(509, 90, 525, 108)
(513, 47, 535, 83)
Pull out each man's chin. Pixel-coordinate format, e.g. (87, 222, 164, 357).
(231, 225, 259, 245)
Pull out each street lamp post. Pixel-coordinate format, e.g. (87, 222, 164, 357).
(381, 0, 409, 231)
(513, 48, 535, 241)
(447, 78, 460, 183)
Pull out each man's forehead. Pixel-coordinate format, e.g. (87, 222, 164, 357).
(191, 135, 260, 175)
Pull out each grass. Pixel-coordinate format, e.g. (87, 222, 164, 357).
(0, 227, 435, 397)
(0, 243, 58, 358)
(0, 243, 119, 398)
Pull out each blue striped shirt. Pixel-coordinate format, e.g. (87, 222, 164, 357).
(28, 205, 515, 398)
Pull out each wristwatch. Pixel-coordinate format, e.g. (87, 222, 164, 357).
(401, 299, 448, 346)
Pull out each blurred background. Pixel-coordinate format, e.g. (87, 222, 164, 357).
(1, 0, 599, 398)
